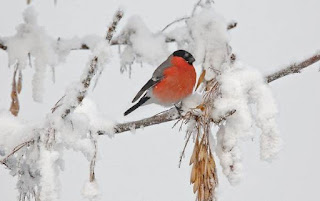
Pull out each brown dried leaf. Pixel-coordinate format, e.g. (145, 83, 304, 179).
(196, 70, 206, 90)
(199, 146, 207, 161)
(10, 69, 19, 116)
(198, 185, 203, 201)
(193, 177, 199, 193)
(190, 164, 197, 184)
(10, 98, 19, 116)
(190, 141, 199, 165)
(204, 187, 210, 201)
(196, 103, 206, 111)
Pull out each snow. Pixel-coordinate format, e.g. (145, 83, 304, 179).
(82, 180, 100, 201)
(213, 62, 281, 184)
(38, 145, 61, 201)
(0, 110, 35, 156)
(187, 7, 230, 80)
(181, 93, 202, 112)
(5, 7, 59, 102)
(118, 16, 169, 70)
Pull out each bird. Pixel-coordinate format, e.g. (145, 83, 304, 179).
(124, 50, 196, 116)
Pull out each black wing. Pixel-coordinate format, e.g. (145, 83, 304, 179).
(124, 96, 151, 116)
(131, 78, 159, 103)
(131, 55, 171, 103)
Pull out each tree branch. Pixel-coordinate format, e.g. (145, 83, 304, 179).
(54, 9, 123, 119)
(0, 20, 236, 51)
(0, 42, 7, 50)
(161, 17, 189, 32)
(0, 139, 35, 166)
(103, 52, 320, 135)
(0, 9, 124, 168)
(266, 52, 320, 83)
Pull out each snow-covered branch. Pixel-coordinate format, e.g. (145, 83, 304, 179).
(99, 108, 179, 135)
(0, 21, 236, 53)
(0, 8, 123, 201)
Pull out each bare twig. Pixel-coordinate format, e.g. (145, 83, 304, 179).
(161, 17, 189, 32)
(89, 133, 97, 182)
(178, 131, 193, 168)
(191, 0, 203, 16)
(0, 41, 7, 50)
(0, 139, 35, 165)
(266, 52, 320, 83)
(227, 21, 237, 30)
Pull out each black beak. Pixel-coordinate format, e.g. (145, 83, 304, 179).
(189, 57, 195, 64)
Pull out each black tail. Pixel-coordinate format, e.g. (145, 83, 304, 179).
(124, 96, 150, 116)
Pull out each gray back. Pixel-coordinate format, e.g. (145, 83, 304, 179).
(152, 55, 173, 80)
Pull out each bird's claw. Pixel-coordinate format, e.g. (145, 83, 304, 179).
(174, 103, 183, 116)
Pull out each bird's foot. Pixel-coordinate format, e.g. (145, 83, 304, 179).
(174, 103, 183, 116)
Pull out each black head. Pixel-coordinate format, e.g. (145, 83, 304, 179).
(173, 50, 195, 65)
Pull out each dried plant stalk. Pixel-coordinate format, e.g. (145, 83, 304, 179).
(10, 67, 20, 116)
(190, 136, 217, 201)
(196, 70, 206, 90)
(179, 78, 221, 201)
(17, 70, 22, 94)
(89, 135, 97, 182)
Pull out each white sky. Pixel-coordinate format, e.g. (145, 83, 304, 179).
(0, 0, 320, 201)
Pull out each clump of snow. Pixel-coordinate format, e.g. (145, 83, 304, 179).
(0, 110, 35, 157)
(249, 78, 282, 160)
(75, 98, 115, 138)
(216, 125, 243, 185)
(166, 26, 191, 50)
(5, 7, 59, 102)
(213, 61, 281, 184)
(3, 6, 109, 103)
(167, 7, 230, 80)
(118, 16, 169, 70)
(181, 93, 203, 111)
(188, 7, 230, 80)
(56, 35, 103, 63)
(82, 180, 100, 201)
(38, 144, 61, 201)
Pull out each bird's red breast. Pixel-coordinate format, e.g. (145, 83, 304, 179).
(152, 56, 196, 104)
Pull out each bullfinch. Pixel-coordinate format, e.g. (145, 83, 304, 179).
(124, 50, 196, 116)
